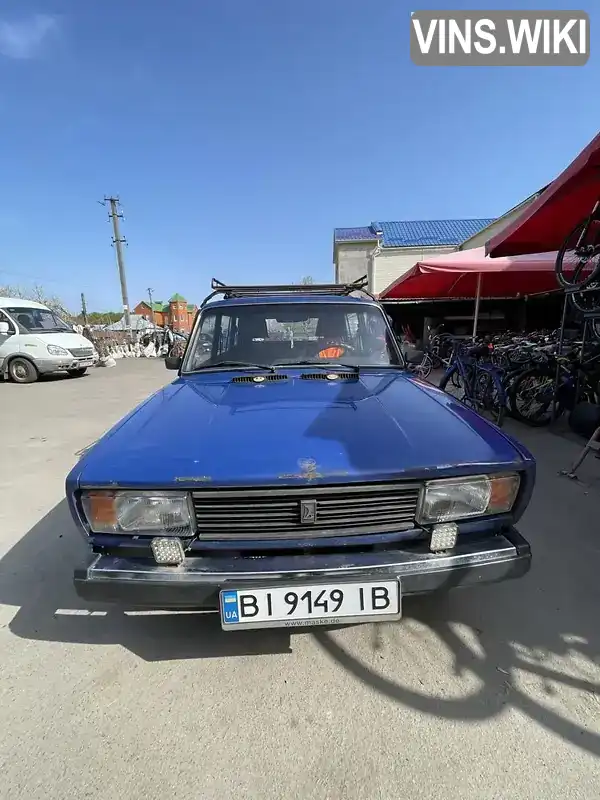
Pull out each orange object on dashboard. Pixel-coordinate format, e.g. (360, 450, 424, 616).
(318, 346, 345, 359)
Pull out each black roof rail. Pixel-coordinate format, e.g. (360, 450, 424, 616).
(201, 275, 374, 306)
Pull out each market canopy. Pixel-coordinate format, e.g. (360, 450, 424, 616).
(486, 130, 600, 258)
(379, 247, 559, 301)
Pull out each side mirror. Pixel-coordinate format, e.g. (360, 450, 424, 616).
(0, 321, 10, 335)
(165, 356, 182, 371)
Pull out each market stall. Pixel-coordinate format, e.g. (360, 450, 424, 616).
(379, 247, 559, 338)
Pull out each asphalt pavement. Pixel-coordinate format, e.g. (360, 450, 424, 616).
(1, 360, 599, 800)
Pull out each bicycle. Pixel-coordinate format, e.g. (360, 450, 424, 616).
(439, 341, 507, 427)
(555, 201, 600, 313)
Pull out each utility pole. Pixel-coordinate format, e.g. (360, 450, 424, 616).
(103, 196, 131, 336)
(147, 287, 155, 328)
(81, 292, 88, 327)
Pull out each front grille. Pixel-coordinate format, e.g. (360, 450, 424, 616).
(191, 483, 421, 539)
(68, 347, 94, 358)
(231, 374, 288, 383)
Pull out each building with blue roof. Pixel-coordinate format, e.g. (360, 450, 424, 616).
(334, 218, 494, 296)
(333, 189, 546, 297)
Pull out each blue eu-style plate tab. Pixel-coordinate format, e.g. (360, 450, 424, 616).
(221, 591, 240, 624)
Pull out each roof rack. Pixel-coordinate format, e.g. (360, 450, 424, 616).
(201, 275, 373, 306)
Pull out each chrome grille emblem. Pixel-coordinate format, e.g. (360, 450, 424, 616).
(300, 499, 317, 524)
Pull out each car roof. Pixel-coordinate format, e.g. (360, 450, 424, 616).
(203, 294, 381, 310)
(0, 297, 50, 310)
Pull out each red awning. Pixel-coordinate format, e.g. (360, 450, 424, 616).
(486, 131, 600, 258)
(379, 247, 559, 301)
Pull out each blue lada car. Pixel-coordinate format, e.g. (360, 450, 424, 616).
(66, 278, 535, 631)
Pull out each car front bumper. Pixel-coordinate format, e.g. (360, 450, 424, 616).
(73, 528, 531, 609)
(36, 357, 94, 374)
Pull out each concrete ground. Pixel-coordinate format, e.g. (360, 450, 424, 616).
(1, 360, 599, 800)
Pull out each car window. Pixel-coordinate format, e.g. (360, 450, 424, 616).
(5, 307, 72, 333)
(185, 302, 401, 370)
(0, 310, 15, 332)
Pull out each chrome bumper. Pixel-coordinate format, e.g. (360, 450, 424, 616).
(74, 529, 531, 609)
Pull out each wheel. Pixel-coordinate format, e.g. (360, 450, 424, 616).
(8, 357, 38, 384)
(509, 368, 562, 427)
(68, 367, 87, 378)
(416, 354, 433, 380)
(555, 220, 600, 290)
(474, 371, 505, 427)
(569, 284, 600, 314)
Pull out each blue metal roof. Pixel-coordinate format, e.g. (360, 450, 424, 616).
(334, 226, 379, 242)
(334, 218, 495, 248)
(374, 218, 495, 248)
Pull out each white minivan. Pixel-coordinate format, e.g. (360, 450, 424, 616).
(0, 297, 98, 384)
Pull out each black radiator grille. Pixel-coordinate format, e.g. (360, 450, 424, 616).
(68, 347, 94, 358)
(191, 483, 421, 539)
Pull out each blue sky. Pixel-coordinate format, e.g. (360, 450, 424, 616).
(0, 0, 598, 312)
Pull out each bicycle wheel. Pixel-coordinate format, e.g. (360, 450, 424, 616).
(509, 368, 563, 427)
(569, 285, 600, 314)
(474, 371, 505, 427)
(555, 220, 600, 290)
(417, 353, 433, 380)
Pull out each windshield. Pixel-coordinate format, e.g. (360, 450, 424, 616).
(184, 302, 402, 371)
(6, 307, 73, 333)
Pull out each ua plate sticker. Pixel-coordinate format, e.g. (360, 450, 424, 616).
(221, 590, 240, 624)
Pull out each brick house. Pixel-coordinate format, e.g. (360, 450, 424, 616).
(134, 293, 198, 334)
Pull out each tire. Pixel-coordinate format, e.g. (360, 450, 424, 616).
(555, 221, 600, 290)
(474, 371, 505, 427)
(68, 367, 88, 378)
(8, 357, 38, 384)
(417, 354, 433, 380)
(509, 368, 562, 427)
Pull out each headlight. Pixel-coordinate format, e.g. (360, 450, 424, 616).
(417, 474, 520, 524)
(81, 491, 193, 534)
(47, 344, 69, 356)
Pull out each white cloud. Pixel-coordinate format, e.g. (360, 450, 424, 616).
(0, 14, 59, 60)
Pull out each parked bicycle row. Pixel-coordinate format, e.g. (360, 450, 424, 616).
(405, 330, 600, 430)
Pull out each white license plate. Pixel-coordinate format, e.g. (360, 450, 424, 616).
(78, 360, 93, 366)
(220, 580, 401, 630)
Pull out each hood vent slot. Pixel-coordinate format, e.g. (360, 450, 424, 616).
(231, 374, 288, 384)
(301, 372, 358, 381)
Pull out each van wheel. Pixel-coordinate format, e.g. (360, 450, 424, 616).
(68, 367, 87, 378)
(8, 357, 38, 384)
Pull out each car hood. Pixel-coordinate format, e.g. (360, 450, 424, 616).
(74, 371, 528, 488)
(30, 332, 94, 349)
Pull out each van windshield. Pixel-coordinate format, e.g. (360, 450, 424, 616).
(6, 307, 73, 333)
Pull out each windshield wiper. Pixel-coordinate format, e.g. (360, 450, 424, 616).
(189, 360, 276, 373)
(274, 359, 360, 373)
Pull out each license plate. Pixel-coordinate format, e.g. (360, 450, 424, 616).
(219, 580, 401, 630)
(78, 360, 93, 366)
